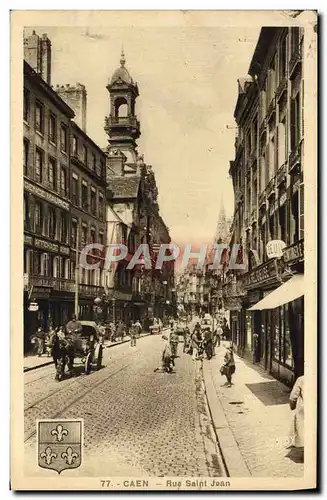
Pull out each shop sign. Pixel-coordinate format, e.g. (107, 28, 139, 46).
(28, 302, 39, 311)
(266, 240, 286, 259)
(269, 200, 278, 215)
(24, 180, 69, 211)
(279, 192, 287, 206)
(282, 239, 304, 264)
(59, 245, 70, 255)
(32, 286, 52, 298)
(242, 258, 283, 288)
(30, 277, 54, 288)
(106, 290, 132, 301)
(24, 234, 33, 245)
(35, 238, 59, 253)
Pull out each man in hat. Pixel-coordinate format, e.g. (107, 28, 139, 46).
(220, 344, 236, 387)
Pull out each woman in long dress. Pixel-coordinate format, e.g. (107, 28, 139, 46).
(289, 375, 304, 451)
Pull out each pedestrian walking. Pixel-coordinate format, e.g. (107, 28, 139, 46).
(288, 375, 304, 457)
(134, 319, 142, 338)
(169, 321, 179, 359)
(116, 320, 125, 341)
(220, 344, 235, 387)
(154, 332, 174, 373)
(36, 327, 46, 357)
(191, 323, 203, 361)
(130, 322, 137, 347)
(216, 324, 223, 347)
(183, 326, 191, 353)
(203, 327, 213, 360)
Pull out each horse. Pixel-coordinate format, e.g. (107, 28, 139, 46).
(51, 331, 75, 381)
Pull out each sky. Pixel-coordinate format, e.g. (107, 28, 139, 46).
(26, 25, 261, 245)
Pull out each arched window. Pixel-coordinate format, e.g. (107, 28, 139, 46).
(114, 97, 128, 118)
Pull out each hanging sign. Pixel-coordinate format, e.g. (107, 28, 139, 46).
(28, 302, 39, 312)
(266, 240, 286, 259)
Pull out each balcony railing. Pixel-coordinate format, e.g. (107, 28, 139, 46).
(288, 143, 302, 173)
(104, 115, 140, 131)
(259, 116, 267, 137)
(276, 162, 287, 186)
(28, 274, 105, 297)
(275, 76, 287, 101)
(246, 151, 256, 172)
(258, 190, 266, 208)
(251, 207, 258, 224)
(79, 284, 105, 297)
(267, 96, 276, 121)
(289, 47, 302, 77)
(265, 176, 276, 198)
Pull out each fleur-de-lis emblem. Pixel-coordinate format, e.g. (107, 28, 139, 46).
(51, 424, 68, 442)
(61, 447, 78, 465)
(40, 446, 57, 465)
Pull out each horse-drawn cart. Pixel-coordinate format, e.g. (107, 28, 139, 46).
(74, 321, 103, 374)
(55, 321, 103, 380)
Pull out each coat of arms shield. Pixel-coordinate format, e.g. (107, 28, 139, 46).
(38, 419, 82, 474)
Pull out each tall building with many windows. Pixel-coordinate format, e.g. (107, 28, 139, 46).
(23, 31, 107, 350)
(223, 23, 315, 386)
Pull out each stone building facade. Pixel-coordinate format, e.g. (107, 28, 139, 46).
(23, 31, 107, 350)
(224, 23, 315, 386)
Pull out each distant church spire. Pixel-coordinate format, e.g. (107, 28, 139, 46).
(214, 197, 228, 244)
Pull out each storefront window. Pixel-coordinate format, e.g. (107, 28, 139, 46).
(245, 312, 252, 350)
(272, 308, 280, 361)
(283, 303, 293, 367)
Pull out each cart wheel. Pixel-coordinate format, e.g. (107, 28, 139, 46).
(96, 345, 103, 370)
(85, 352, 92, 375)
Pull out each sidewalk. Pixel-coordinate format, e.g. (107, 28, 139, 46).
(202, 341, 304, 478)
(24, 330, 158, 372)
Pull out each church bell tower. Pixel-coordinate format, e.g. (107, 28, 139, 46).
(105, 51, 141, 173)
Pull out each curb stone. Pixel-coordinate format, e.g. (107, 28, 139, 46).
(202, 360, 251, 477)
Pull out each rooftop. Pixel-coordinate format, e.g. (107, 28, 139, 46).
(107, 175, 141, 200)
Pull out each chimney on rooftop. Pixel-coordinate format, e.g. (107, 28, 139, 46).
(55, 83, 87, 133)
(24, 30, 52, 85)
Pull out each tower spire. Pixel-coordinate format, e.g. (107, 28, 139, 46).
(120, 48, 126, 67)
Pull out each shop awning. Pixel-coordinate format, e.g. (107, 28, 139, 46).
(248, 274, 304, 311)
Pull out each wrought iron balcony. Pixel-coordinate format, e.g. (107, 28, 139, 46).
(259, 116, 267, 137)
(276, 162, 287, 186)
(289, 47, 302, 77)
(275, 77, 287, 101)
(267, 96, 276, 121)
(251, 207, 258, 224)
(288, 143, 302, 173)
(258, 190, 266, 208)
(265, 176, 276, 198)
(246, 151, 256, 172)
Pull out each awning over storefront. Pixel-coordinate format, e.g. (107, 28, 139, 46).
(248, 274, 304, 311)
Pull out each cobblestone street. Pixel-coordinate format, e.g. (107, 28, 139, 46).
(24, 335, 224, 477)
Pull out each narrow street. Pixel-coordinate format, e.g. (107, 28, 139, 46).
(24, 335, 225, 478)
